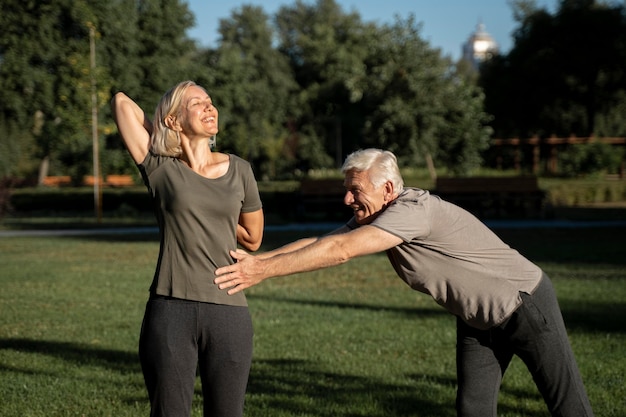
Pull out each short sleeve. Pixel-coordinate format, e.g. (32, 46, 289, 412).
(239, 158, 262, 213)
(371, 189, 432, 242)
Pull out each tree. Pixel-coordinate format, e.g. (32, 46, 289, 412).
(133, 0, 197, 108)
(0, 0, 199, 183)
(0, 0, 495, 182)
(481, 0, 626, 138)
(275, 0, 492, 176)
(205, 5, 299, 179)
(275, 0, 373, 171)
(0, 0, 107, 182)
(105, 0, 198, 177)
(358, 16, 492, 175)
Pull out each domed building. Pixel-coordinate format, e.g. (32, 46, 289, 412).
(462, 22, 498, 70)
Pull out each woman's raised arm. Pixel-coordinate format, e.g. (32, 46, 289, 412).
(110, 92, 152, 164)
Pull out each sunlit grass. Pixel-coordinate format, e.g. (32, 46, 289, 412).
(0, 227, 624, 416)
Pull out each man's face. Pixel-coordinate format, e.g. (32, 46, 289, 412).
(343, 169, 391, 225)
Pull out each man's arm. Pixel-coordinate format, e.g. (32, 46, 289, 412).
(214, 225, 403, 295)
(254, 224, 352, 260)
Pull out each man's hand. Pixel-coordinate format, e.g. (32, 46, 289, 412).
(214, 249, 265, 295)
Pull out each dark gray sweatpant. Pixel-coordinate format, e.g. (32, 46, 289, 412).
(139, 296, 253, 417)
(455, 274, 594, 417)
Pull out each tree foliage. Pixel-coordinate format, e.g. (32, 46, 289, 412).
(6, 0, 622, 182)
(558, 142, 625, 177)
(0, 0, 100, 181)
(356, 16, 492, 175)
(0, 0, 197, 182)
(273, 1, 492, 175)
(480, 0, 626, 138)
(205, 5, 299, 179)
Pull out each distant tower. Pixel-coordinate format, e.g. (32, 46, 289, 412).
(462, 22, 498, 70)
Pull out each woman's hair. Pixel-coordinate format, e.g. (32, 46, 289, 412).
(150, 80, 216, 157)
(342, 148, 404, 194)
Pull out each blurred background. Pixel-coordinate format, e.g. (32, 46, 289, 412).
(1, 0, 625, 221)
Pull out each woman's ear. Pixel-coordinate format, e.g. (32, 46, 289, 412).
(164, 115, 182, 131)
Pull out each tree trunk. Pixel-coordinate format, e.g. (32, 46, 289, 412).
(37, 156, 49, 186)
(425, 151, 437, 181)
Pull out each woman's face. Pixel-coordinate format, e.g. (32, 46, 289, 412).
(179, 85, 219, 139)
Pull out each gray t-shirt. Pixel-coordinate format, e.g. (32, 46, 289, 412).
(138, 152, 262, 306)
(350, 188, 542, 329)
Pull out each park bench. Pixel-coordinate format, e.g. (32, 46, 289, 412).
(41, 176, 72, 186)
(103, 174, 135, 187)
(434, 176, 544, 219)
(42, 175, 135, 187)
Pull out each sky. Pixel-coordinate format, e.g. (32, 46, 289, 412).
(185, 0, 557, 61)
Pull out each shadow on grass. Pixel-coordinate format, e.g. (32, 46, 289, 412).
(0, 338, 568, 416)
(247, 295, 626, 335)
(247, 359, 550, 416)
(248, 294, 448, 319)
(246, 358, 456, 417)
(0, 338, 146, 407)
(0, 338, 458, 416)
(561, 301, 626, 334)
(0, 338, 139, 374)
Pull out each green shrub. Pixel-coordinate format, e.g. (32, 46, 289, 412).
(558, 142, 624, 178)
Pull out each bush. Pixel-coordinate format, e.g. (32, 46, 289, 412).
(0, 178, 12, 218)
(558, 142, 624, 178)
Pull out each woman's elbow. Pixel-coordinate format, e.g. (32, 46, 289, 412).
(110, 92, 126, 111)
(248, 242, 263, 252)
(237, 210, 264, 252)
(239, 238, 262, 252)
(236, 226, 263, 252)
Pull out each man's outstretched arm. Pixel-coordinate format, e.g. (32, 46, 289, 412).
(253, 224, 352, 260)
(214, 225, 403, 295)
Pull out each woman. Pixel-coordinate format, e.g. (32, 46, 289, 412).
(111, 80, 264, 417)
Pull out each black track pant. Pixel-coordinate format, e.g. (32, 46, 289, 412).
(139, 296, 253, 417)
(456, 274, 594, 417)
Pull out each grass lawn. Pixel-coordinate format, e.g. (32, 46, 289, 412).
(0, 225, 624, 416)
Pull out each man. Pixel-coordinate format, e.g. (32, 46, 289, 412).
(215, 148, 594, 417)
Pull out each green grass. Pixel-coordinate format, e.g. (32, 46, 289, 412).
(1, 226, 625, 416)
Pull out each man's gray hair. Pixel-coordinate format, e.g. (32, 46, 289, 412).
(342, 149, 404, 194)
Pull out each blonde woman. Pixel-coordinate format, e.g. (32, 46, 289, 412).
(111, 80, 263, 417)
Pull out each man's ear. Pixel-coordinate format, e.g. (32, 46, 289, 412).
(383, 181, 395, 202)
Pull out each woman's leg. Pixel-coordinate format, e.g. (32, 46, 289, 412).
(139, 297, 199, 417)
(197, 303, 254, 417)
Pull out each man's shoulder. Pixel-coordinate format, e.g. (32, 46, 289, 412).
(394, 187, 431, 204)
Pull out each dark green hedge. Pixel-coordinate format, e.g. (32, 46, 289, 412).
(6, 186, 351, 224)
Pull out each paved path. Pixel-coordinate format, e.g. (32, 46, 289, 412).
(1, 220, 626, 237)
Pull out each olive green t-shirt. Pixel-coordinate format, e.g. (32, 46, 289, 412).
(350, 188, 542, 329)
(138, 152, 262, 306)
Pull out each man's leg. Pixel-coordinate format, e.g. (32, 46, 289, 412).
(456, 318, 513, 417)
(502, 275, 594, 417)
